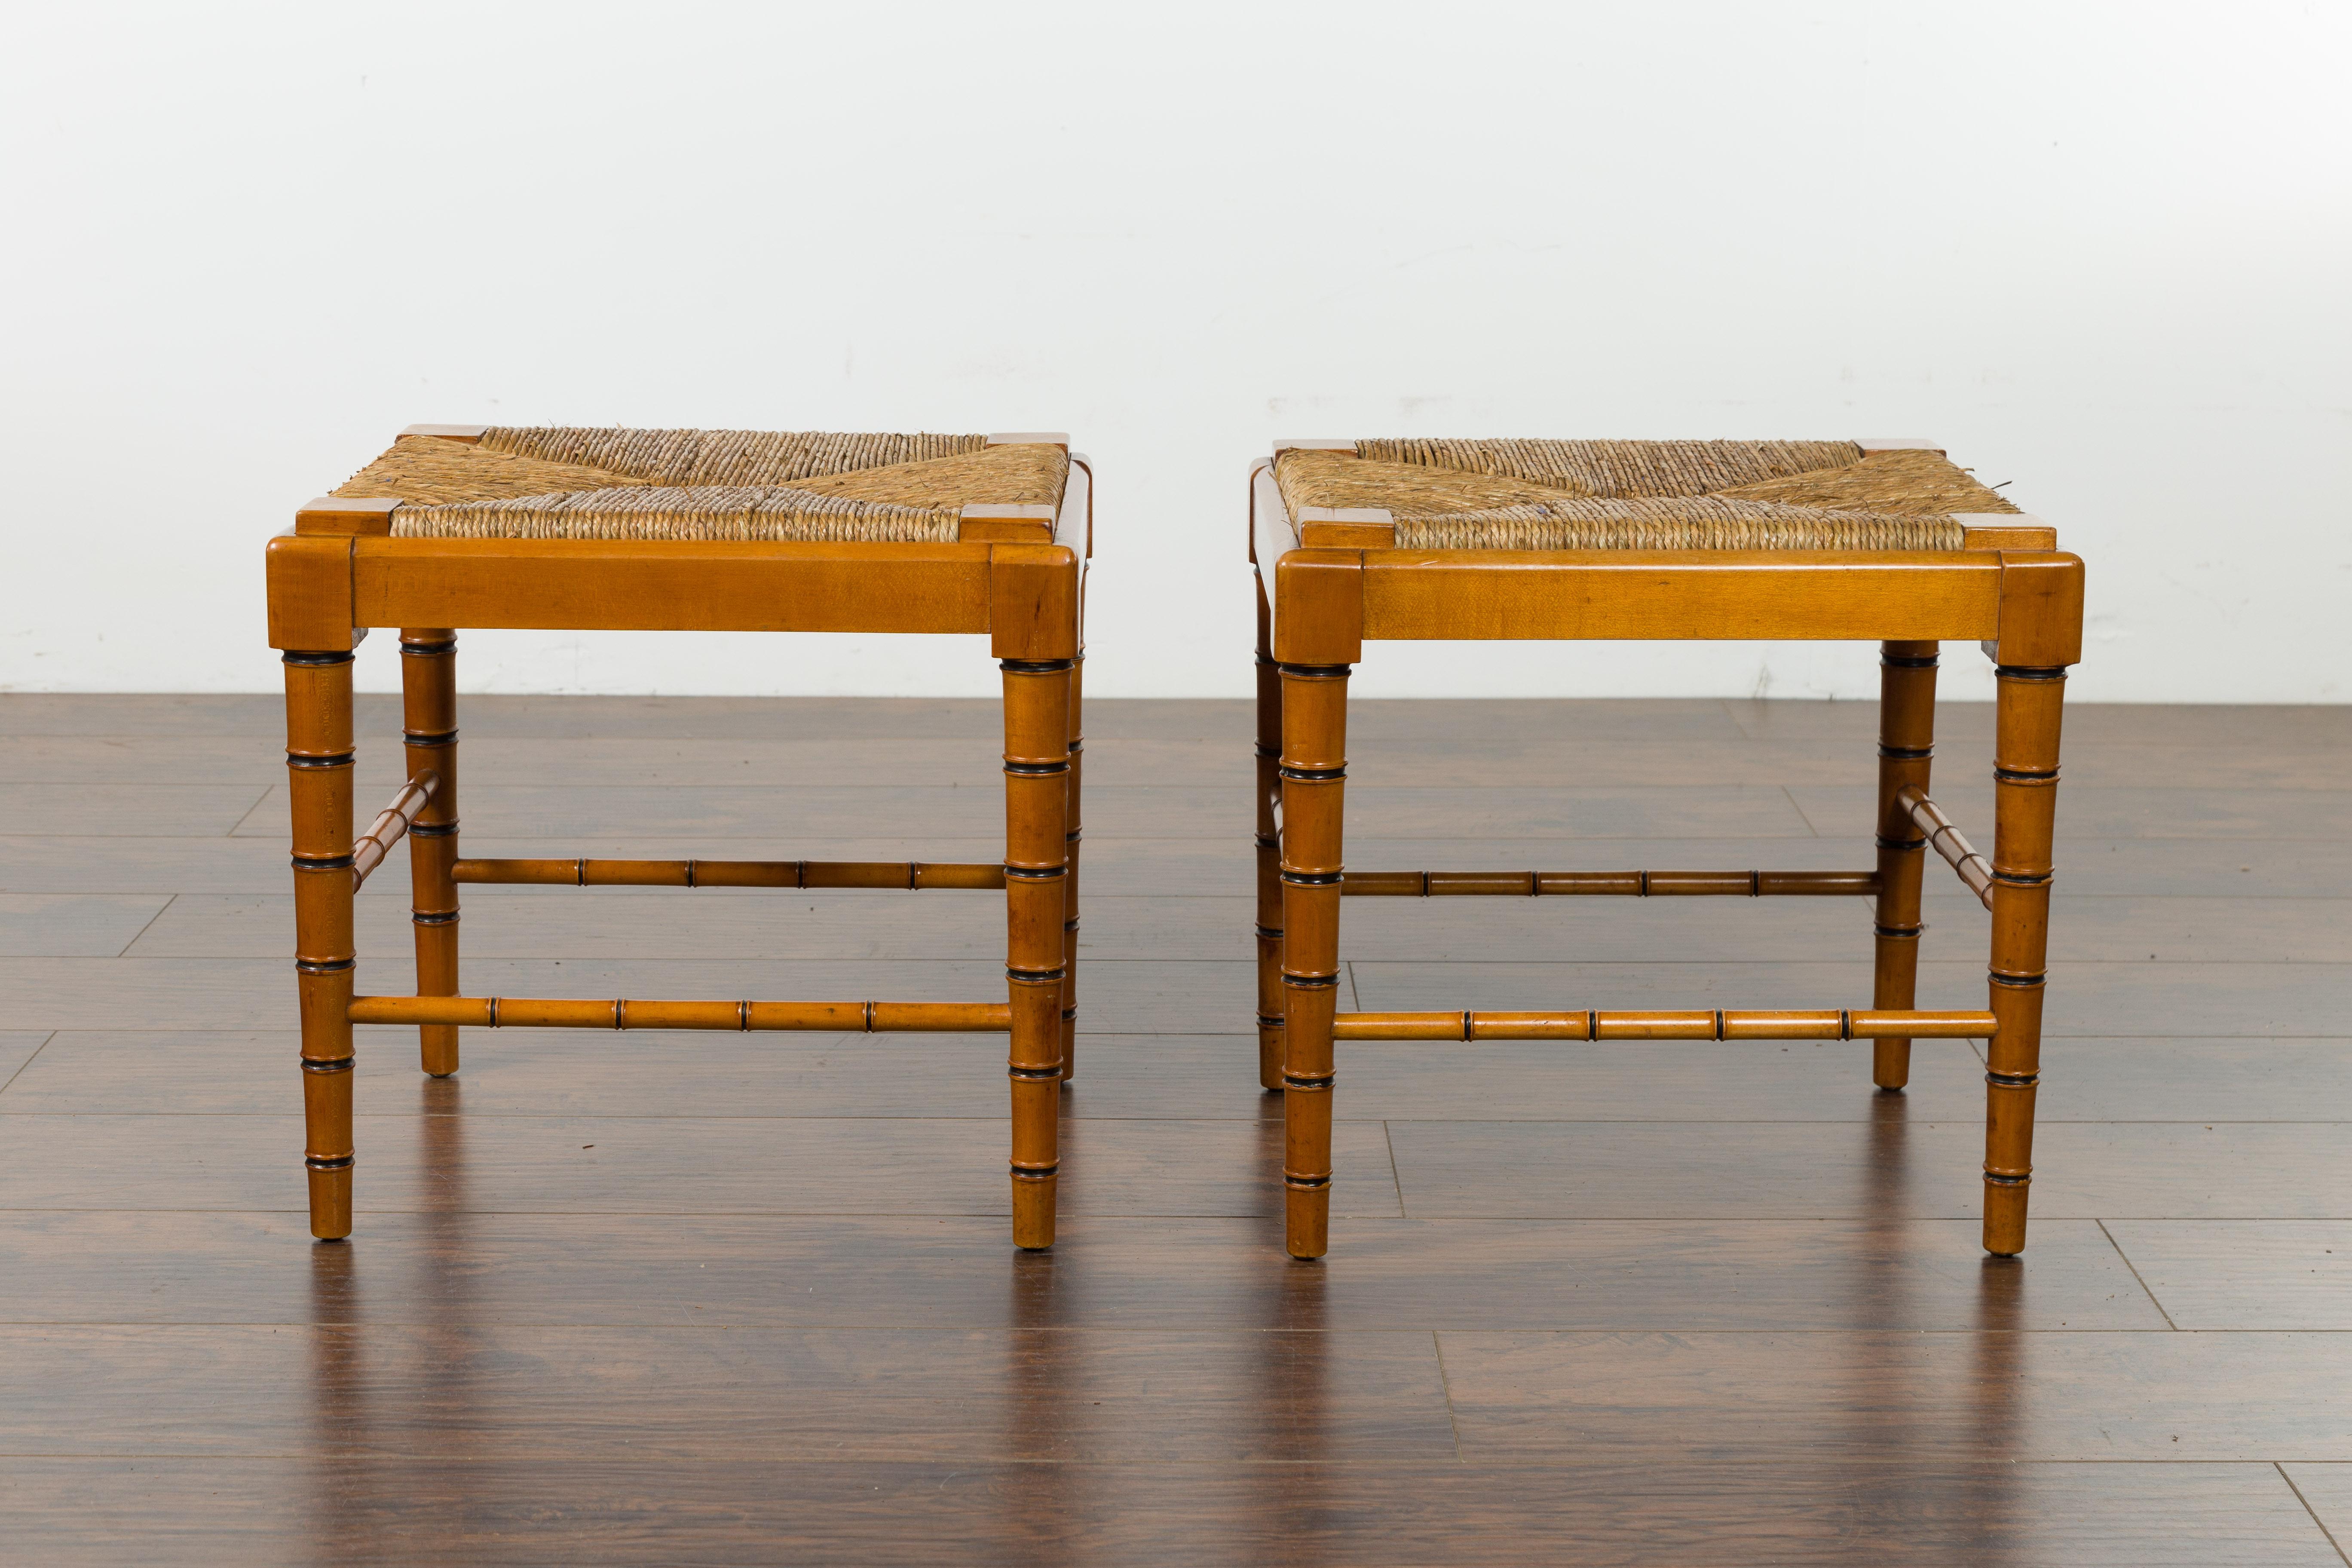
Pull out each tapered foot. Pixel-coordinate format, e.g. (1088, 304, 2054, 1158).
(1011, 1171, 1057, 1250)
(422, 1026, 459, 1078)
(1871, 1040, 1911, 1090)
(1284, 1182, 1329, 1259)
(1982, 1177, 2030, 1255)
(1258, 1024, 1283, 1092)
(307, 1164, 353, 1240)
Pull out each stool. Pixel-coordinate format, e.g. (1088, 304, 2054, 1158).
(1249, 438, 2083, 1260)
(267, 425, 1089, 1249)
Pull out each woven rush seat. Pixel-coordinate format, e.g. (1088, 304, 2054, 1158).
(270, 419, 1088, 1255)
(1273, 438, 2018, 551)
(335, 426, 1070, 542)
(1248, 435, 2083, 1264)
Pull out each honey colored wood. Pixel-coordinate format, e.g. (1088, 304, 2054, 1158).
(450, 858, 1008, 889)
(1000, 656, 1073, 1248)
(399, 630, 460, 1077)
(1297, 507, 1400, 549)
(1253, 578, 1285, 1091)
(263, 534, 356, 651)
(1278, 657, 1350, 1259)
(1342, 869, 1880, 896)
(346, 770, 437, 888)
(267, 462, 1084, 1252)
(293, 497, 397, 538)
(344, 995, 1011, 1031)
(955, 504, 1056, 544)
(1360, 551, 2004, 643)
(282, 650, 355, 1240)
(988, 545, 1082, 662)
(1871, 641, 1937, 1090)
(1984, 658, 2067, 1256)
(1901, 786, 1995, 907)
(1253, 461, 2086, 1261)
(1061, 655, 1084, 1082)
(351, 539, 998, 636)
(1329, 1010, 1996, 1042)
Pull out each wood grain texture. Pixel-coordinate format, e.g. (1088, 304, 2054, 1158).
(1386, 1120, 2352, 1219)
(6, 1459, 2330, 1567)
(0, 956, 1256, 1032)
(5, 690, 2346, 1563)
(0, 1323, 1455, 1460)
(0, 1113, 1404, 1217)
(0, 1212, 2162, 1331)
(1437, 1329, 2352, 1462)
(0, 894, 174, 956)
(2103, 1222, 2352, 1329)
(1352, 959, 2352, 1036)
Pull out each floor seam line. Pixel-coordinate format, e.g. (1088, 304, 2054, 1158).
(2096, 1219, 2178, 1331)
(114, 893, 177, 958)
(2279, 1461, 2352, 1567)
(1431, 1329, 1466, 1462)
(0, 1031, 56, 1098)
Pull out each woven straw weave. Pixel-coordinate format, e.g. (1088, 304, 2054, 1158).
(335, 429, 1068, 542)
(1280, 441, 2016, 551)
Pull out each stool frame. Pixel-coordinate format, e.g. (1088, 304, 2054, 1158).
(1249, 449, 2084, 1261)
(267, 429, 1088, 1250)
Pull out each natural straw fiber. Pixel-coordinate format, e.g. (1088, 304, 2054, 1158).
(333, 428, 1068, 542)
(1280, 441, 2017, 551)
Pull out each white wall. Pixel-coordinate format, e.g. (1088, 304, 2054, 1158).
(3, 1, 2346, 702)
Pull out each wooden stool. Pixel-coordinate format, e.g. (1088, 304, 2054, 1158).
(1249, 439, 2084, 1260)
(267, 425, 1088, 1249)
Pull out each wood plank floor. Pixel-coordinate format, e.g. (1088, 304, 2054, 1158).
(2, 692, 2349, 1566)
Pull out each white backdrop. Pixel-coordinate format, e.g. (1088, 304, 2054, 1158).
(3, 2, 2346, 701)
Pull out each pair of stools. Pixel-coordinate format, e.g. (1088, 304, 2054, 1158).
(268, 426, 2082, 1261)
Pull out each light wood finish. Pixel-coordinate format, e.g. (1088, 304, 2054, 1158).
(451, 858, 1007, 889)
(1278, 658, 1349, 1259)
(1871, 640, 1938, 1089)
(265, 429, 1084, 1250)
(345, 996, 1010, 1031)
(281, 650, 355, 1239)
(347, 772, 438, 888)
(1255, 454, 2085, 1261)
(1001, 654, 1074, 1248)
(1358, 551, 2002, 643)
(1331, 1010, 1996, 1042)
(1343, 868, 1879, 896)
(399, 630, 460, 1077)
(1901, 784, 1996, 907)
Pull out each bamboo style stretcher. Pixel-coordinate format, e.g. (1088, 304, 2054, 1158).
(268, 425, 1089, 1250)
(1250, 438, 2084, 1260)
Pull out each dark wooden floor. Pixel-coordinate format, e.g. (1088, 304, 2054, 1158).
(3, 691, 2349, 1565)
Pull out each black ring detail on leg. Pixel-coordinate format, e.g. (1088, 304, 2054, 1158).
(282, 650, 356, 668)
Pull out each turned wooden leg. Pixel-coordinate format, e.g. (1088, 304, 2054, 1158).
(1060, 654, 1082, 1082)
(1003, 656, 1074, 1250)
(1871, 641, 1939, 1090)
(1255, 579, 1286, 1091)
(285, 649, 358, 1240)
(1279, 660, 1348, 1260)
(1983, 657, 2065, 1255)
(401, 629, 461, 1077)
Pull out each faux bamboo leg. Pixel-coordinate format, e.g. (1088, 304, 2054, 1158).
(285, 649, 358, 1240)
(1871, 641, 1939, 1090)
(1279, 661, 1349, 1260)
(1060, 655, 1082, 1082)
(1984, 663, 2066, 1256)
(1254, 583, 1288, 1091)
(401, 630, 461, 1077)
(1003, 657, 1074, 1250)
